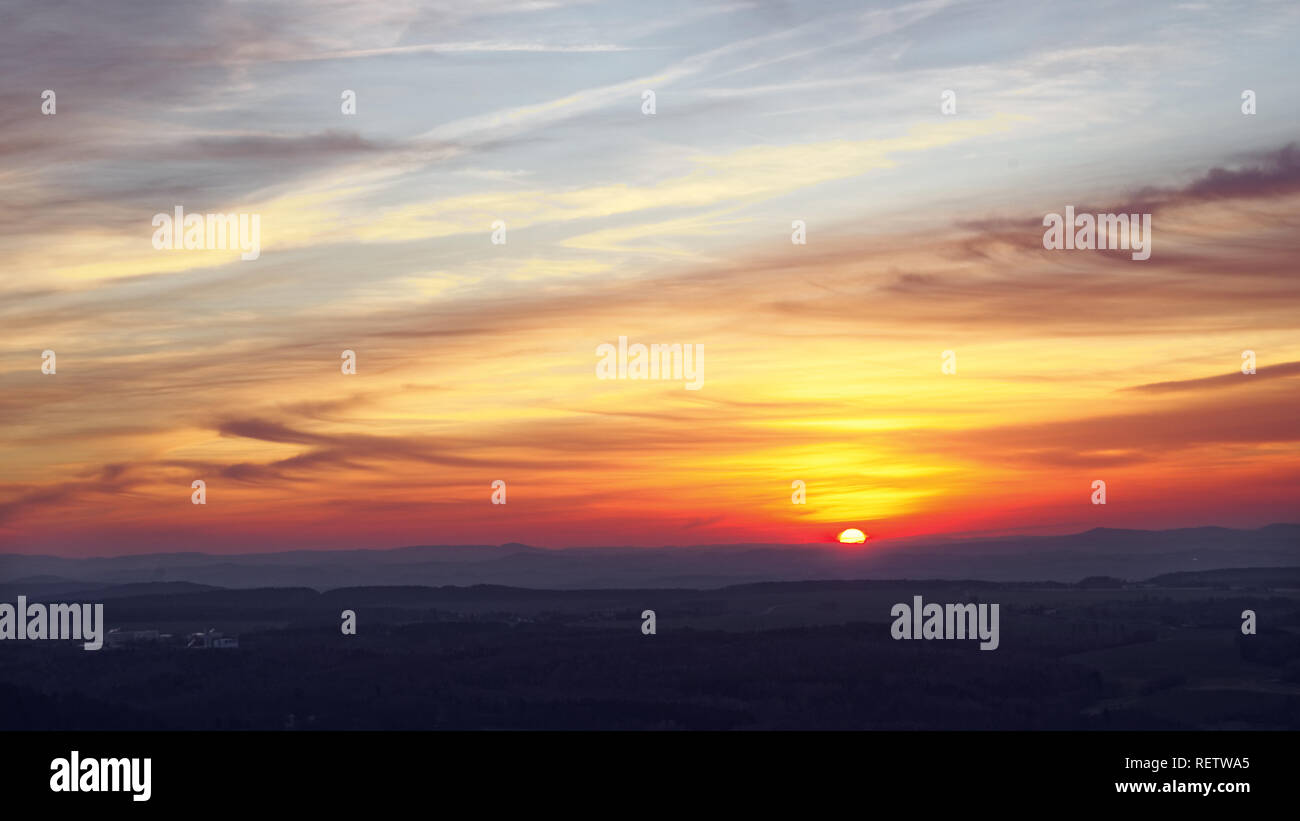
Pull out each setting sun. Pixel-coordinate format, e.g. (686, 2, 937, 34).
(837, 528, 867, 544)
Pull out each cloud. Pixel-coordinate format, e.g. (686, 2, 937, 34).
(3, 3, 1299, 552)
(1125, 361, 1300, 393)
(261, 41, 640, 62)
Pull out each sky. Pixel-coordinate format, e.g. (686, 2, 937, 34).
(1, 0, 1298, 555)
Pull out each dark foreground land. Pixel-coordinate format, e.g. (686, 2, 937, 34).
(2, 568, 1299, 730)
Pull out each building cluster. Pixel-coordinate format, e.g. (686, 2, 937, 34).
(105, 627, 239, 649)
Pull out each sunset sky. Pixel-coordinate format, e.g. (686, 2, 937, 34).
(2, 0, 1298, 555)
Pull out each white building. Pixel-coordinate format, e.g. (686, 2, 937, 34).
(187, 628, 239, 649)
(106, 628, 165, 648)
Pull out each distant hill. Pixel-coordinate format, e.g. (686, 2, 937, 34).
(1145, 566, 1300, 588)
(0, 524, 1296, 590)
(0, 579, 220, 600)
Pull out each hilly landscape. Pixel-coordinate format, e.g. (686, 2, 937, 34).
(3, 524, 1297, 591)
(1, 525, 1298, 731)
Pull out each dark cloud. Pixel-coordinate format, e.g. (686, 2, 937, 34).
(218, 418, 327, 445)
(1137, 143, 1300, 209)
(1125, 361, 1300, 393)
(887, 384, 1300, 469)
(959, 143, 1300, 235)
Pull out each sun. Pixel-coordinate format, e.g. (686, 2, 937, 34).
(837, 528, 867, 544)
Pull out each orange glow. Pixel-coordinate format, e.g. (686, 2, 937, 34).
(3, 143, 1300, 556)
